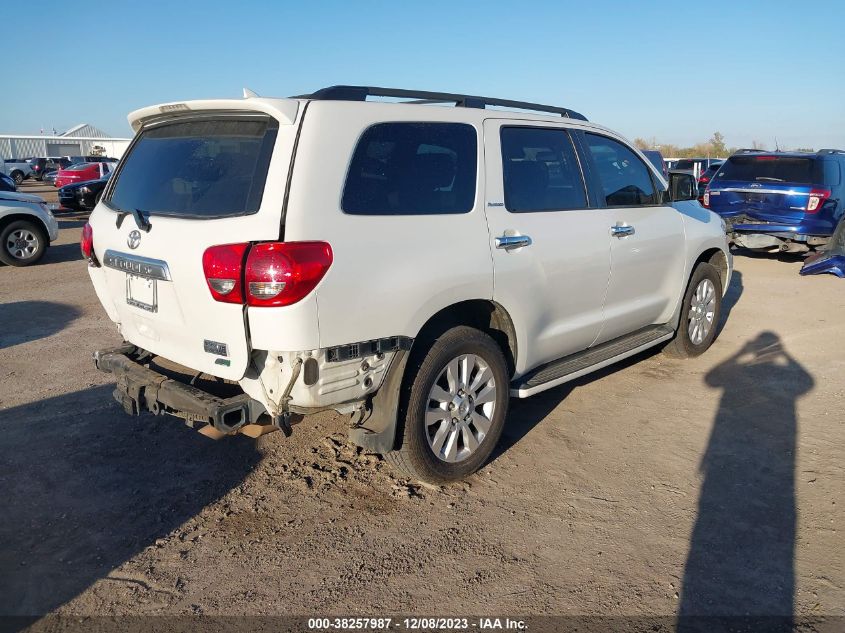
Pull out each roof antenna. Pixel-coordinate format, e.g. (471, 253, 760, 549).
(774, 137, 780, 152)
(243, 87, 260, 99)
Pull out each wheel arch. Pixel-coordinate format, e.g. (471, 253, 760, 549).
(411, 299, 517, 379)
(0, 213, 50, 238)
(696, 247, 729, 292)
(349, 299, 518, 455)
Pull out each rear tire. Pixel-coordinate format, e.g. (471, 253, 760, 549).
(10, 170, 24, 185)
(386, 326, 509, 484)
(663, 262, 722, 358)
(0, 220, 47, 267)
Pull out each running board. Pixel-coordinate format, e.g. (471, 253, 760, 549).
(511, 325, 675, 398)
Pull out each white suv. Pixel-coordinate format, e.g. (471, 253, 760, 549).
(85, 86, 731, 483)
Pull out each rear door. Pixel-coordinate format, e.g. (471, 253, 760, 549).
(577, 132, 686, 342)
(88, 111, 298, 380)
(482, 120, 612, 375)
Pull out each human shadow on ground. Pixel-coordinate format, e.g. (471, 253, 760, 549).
(678, 332, 813, 631)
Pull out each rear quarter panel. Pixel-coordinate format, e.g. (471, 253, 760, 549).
(282, 102, 494, 349)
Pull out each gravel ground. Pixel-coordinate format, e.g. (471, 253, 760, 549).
(1, 180, 843, 620)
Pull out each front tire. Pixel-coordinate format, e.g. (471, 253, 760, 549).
(10, 170, 24, 185)
(386, 326, 510, 484)
(663, 262, 722, 358)
(0, 220, 47, 266)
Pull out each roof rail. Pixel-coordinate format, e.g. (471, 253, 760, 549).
(292, 85, 588, 121)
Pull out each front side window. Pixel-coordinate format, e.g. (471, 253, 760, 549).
(108, 116, 278, 218)
(500, 127, 587, 213)
(342, 122, 477, 215)
(585, 133, 657, 206)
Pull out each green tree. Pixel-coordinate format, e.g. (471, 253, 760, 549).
(709, 132, 727, 157)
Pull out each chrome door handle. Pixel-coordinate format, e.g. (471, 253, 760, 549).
(611, 224, 635, 238)
(495, 234, 533, 250)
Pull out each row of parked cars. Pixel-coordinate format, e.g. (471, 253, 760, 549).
(0, 155, 117, 209)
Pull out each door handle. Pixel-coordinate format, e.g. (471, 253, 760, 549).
(611, 224, 635, 238)
(495, 234, 533, 251)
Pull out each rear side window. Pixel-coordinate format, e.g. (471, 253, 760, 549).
(108, 116, 278, 218)
(585, 133, 657, 206)
(342, 122, 477, 215)
(717, 156, 821, 184)
(823, 160, 841, 185)
(500, 127, 586, 212)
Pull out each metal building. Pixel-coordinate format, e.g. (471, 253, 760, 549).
(0, 123, 131, 161)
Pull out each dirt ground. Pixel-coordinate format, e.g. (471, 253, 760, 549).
(1, 180, 843, 621)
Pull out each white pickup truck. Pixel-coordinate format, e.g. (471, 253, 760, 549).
(84, 86, 731, 483)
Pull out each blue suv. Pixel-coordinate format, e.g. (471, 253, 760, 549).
(703, 149, 844, 253)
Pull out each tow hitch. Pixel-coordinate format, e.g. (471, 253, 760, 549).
(94, 345, 267, 435)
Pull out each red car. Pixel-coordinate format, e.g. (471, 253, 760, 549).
(54, 162, 113, 188)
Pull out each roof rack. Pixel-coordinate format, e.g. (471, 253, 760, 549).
(732, 148, 769, 155)
(818, 148, 845, 155)
(292, 85, 588, 121)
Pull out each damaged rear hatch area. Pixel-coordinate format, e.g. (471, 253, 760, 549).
(87, 98, 301, 382)
(707, 154, 838, 251)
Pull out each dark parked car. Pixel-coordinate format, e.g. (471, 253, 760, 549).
(704, 149, 845, 253)
(42, 170, 59, 186)
(29, 157, 73, 181)
(65, 155, 118, 165)
(58, 173, 110, 210)
(697, 161, 724, 197)
(0, 172, 16, 192)
(671, 157, 723, 179)
(641, 149, 668, 179)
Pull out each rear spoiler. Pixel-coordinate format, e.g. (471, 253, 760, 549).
(127, 97, 300, 133)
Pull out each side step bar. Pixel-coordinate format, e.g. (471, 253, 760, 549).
(511, 325, 675, 398)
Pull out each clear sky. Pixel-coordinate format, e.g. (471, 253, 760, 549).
(3, 0, 844, 150)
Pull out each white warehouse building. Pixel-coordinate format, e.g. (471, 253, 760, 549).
(0, 123, 132, 161)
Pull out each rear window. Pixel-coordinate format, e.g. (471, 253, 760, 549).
(717, 155, 821, 184)
(342, 122, 477, 215)
(673, 159, 700, 170)
(66, 163, 92, 171)
(108, 116, 278, 218)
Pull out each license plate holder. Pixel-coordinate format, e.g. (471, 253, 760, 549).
(126, 274, 158, 313)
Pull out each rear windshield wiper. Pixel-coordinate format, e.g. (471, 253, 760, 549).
(115, 207, 152, 232)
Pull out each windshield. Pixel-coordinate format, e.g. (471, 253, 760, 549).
(107, 116, 278, 218)
(717, 155, 820, 184)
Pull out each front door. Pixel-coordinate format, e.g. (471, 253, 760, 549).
(482, 120, 613, 377)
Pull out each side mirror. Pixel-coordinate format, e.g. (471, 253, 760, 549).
(669, 172, 697, 201)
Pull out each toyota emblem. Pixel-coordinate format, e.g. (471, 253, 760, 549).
(127, 230, 142, 249)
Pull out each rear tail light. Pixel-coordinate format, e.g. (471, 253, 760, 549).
(702, 189, 711, 208)
(806, 188, 831, 213)
(80, 222, 98, 265)
(698, 174, 710, 184)
(202, 243, 249, 303)
(202, 241, 333, 307)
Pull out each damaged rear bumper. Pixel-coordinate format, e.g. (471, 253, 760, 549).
(94, 345, 267, 434)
